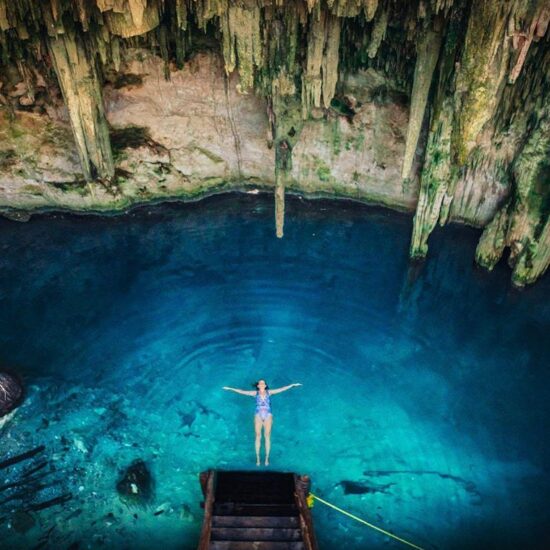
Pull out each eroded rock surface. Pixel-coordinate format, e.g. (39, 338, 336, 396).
(0, 371, 23, 417)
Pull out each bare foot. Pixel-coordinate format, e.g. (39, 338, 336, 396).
(265, 458, 269, 466)
(256, 457, 260, 466)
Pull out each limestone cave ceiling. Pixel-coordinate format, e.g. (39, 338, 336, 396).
(0, 0, 548, 285)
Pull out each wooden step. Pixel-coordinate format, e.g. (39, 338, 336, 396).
(213, 502, 298, 516)
(215, 472, 295, 505)
(211, 527, 302, 542)
(209, 542, 305, 550)
(212, 516, 299, 528)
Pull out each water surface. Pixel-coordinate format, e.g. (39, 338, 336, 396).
(0, 194, 549, 549)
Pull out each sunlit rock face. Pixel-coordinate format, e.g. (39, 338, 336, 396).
(0, 371, 23, 417)
(0, 0, 548, 284)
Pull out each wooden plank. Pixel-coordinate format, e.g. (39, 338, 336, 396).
(212, 516, 299, 528)
(210, 527, 302, 541)
(213, 502, 298, 516)
(209, 542, 305, 550)
(293, 475, 318, 550)
(197, 470, 215, 550)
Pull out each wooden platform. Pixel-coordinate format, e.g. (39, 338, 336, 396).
(197, 470, 318, 550)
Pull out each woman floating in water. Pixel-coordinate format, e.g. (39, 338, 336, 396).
(223, 380, 302, 466)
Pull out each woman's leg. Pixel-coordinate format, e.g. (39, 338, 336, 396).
(264, 415, 273, 466)
(254, 415, 263, 466)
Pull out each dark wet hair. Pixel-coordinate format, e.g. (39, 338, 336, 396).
(253, 380, 269, 389)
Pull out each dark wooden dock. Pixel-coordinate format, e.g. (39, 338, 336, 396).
(197, 470, 318, 550)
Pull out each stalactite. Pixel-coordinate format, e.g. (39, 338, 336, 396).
(15, 59, 34, 102)
(325, 0, 378, 19)
(175, 0, 187, 29)
(49, 0, 61, 25)
(275, 167, 285, 238)
(431, 0, 454, 15)
(111, 35, 121, 71)
(0, 1, 9, 32)
(366, 4, 387, 59)
(41, 0, 65, 36)
(94, 23, 112, 66)
(409, 4, 463, 258)
(302, 7, 341, 118)
(409, 98, 455, 258)
(475, 199, 511, 269)
(451, 0, 513, 168)
(401, 19, 443, 180)
(75, 0, 90, 32)
(508, 1, 549, 84)
(322, 10, 340, 108)
(476, 110, 550, 286)
(47, 26, 114, 181)
(128, 0, 148, 28)
(302, 7, 325, 117)
(193, 0, 228, 30)
(262, 4, 305, 239)
(220, 3, 263, 93)
(102, 0, 160, 38)
(364, 0, 378, 21)
(472, 10, 550, 286)
(513, 219, 550, 286)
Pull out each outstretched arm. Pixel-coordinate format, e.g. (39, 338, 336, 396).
(269, 383, 302, 395)
(222, 387, 256, 396)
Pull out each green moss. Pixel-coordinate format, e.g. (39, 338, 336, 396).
(0, 149, 17, 170)
(152, 164, 171, 176)
(193, 147, 224, 164)
(330, 97, 355, 117)
(43, 122, 72, 148)
(315, 159, 332, 182)
(353, 131, 365, 152)
(8, 125, 25, 140)
(110, 126, 151, 161)
(111, 126, 150, 149)
(50, 180, 89, 196)
(113, 167, 131, 182)
(327, 119, 342, 156)
(529, 163, 550, 241)
(112, 73, 144, 89)
(21, 184, 43, 196)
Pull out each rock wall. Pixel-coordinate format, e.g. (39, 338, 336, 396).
(0, 49, 415, 212)
(0, 0, 548, 285)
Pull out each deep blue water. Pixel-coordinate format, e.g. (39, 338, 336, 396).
(0, 193, 549, 550)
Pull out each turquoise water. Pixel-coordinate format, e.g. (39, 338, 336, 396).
(0, 193, 549, 550)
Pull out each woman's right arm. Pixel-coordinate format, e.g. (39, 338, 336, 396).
(222, 387, 256, 396)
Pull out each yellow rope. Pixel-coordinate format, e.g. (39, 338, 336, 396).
(309, 493, 426, 550)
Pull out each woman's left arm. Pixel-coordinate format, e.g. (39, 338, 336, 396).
(269, 383, 302, 395)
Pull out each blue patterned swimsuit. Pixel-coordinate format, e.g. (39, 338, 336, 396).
(255, 390, 272, 421)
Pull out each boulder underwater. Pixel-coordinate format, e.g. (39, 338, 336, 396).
(116, 459, 154, 506)
(0, 370, 24, 417)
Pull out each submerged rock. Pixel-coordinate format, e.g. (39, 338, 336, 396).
(0, 371, 23, 417)
(0, 210, 32, 222)
(116, 459, 154, 506)
(11, 510, 36, 534)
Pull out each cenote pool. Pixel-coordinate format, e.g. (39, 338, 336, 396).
(0, 193, 549, 550)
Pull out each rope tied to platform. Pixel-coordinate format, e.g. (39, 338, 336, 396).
(308, 492, 426, 550)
